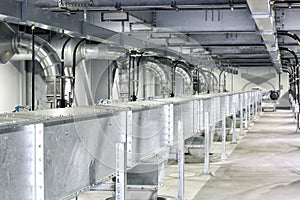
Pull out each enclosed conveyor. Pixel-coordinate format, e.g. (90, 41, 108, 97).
(0, 91, 261, 200)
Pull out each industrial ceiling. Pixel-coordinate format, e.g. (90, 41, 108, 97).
(2, 0, 300, 73)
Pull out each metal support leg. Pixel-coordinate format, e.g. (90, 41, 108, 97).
(259, 96, 263, 115)
(255, 99, 258, 118)
(177, 121, 184, 200)
(245, 95, 249, 129)
(221, 104, 227, 159)
(231, 106, 238, 144)
(240, 94, 244, 137)
(34, 123, 44, 200)
(203, 112, 211, 175)
(116, 143, 127, 200)
(248, 97, 251, 125)
(126, 111, 133, 168)
(251, 97, 255, 121)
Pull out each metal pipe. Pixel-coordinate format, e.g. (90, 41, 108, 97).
(279, 47, 299, 66)
(12, 31, 62, 105)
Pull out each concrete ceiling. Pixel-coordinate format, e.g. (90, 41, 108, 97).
(5, 0, 300, 72)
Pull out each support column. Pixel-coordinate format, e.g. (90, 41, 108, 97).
(240, 93, 244, 137)
(34, 123, 44, 200)
(177, 121, 184, 200)
(244, 94, 248, 129)
(203, 112, 211, 175)
(248, 93, 251, 125)
(259, 92, 263, 114)
(231, 105, 238, 144)
(255, 93, 258, 118)
(116, 143, 127, 200)
(252, 93, 255, 121)
(221, 96, 228, 159)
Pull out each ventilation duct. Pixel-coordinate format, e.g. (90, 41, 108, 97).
(50, 37, 127, 68)
(13, 32, 61, 77)
(0, 22, 16, 63)
(0, 22, 62, 106)
(12, 32, 62, 104)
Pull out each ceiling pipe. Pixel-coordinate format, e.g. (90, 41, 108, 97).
(12, 32, 62, 104)
(138, 58, 171, 98)
(12, 33, 62, 77)
(279, 47, 298, 65)
(277, 30, 300, 45)
(200, 68, 219, 93)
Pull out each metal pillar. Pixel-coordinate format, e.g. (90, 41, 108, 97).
(255, 93, 258, 118)
(177, 121, 184, 200)
(231, 105, 237, 144)
(126, 111, 133, 168)
(165, 104, 174, 147)
(259, 93, 263, 114)
(116, 143, 127, 200)
(34, 123, 44, 200)
(31, 25, 35, 111)
(251, 94, 255, 121)
(203, 112, 211, 174)
(240, 93, 244, 137)
(244, 94, 248, 129)
(247, 94, 251, 125)
(221, 96, 228, 159)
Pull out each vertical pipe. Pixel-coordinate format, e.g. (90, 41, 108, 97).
(31, 25, 35, 111)
(60, 37, 71, 108)
(72, 39, 86, 105)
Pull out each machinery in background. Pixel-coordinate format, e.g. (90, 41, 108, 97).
(261, 90, 280, 112)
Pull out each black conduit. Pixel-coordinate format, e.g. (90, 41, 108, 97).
(131, 56, 137, 101)
(136, 53, 143, 96)
(31, 25, 35, 111)
(278, 30, 300, 44)
(72, 39, 86, 96)
(60, 37, 71, 108)
(170, 61, 180, 97)
(128, 54, 132, 101)
(279, 46, 300, 130)
(279, 47, 298, 102)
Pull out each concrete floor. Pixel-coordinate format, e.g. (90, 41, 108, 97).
(76, 109, 300, 200)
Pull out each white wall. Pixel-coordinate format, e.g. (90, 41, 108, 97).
(0, 62, 25, 113)
(226, 67, 290, 107)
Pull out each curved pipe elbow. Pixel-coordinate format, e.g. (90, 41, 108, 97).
(13, 32, 62, 77)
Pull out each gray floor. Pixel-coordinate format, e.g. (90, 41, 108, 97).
(193, 109, 300, 200)
(77, 109, 300, 200)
